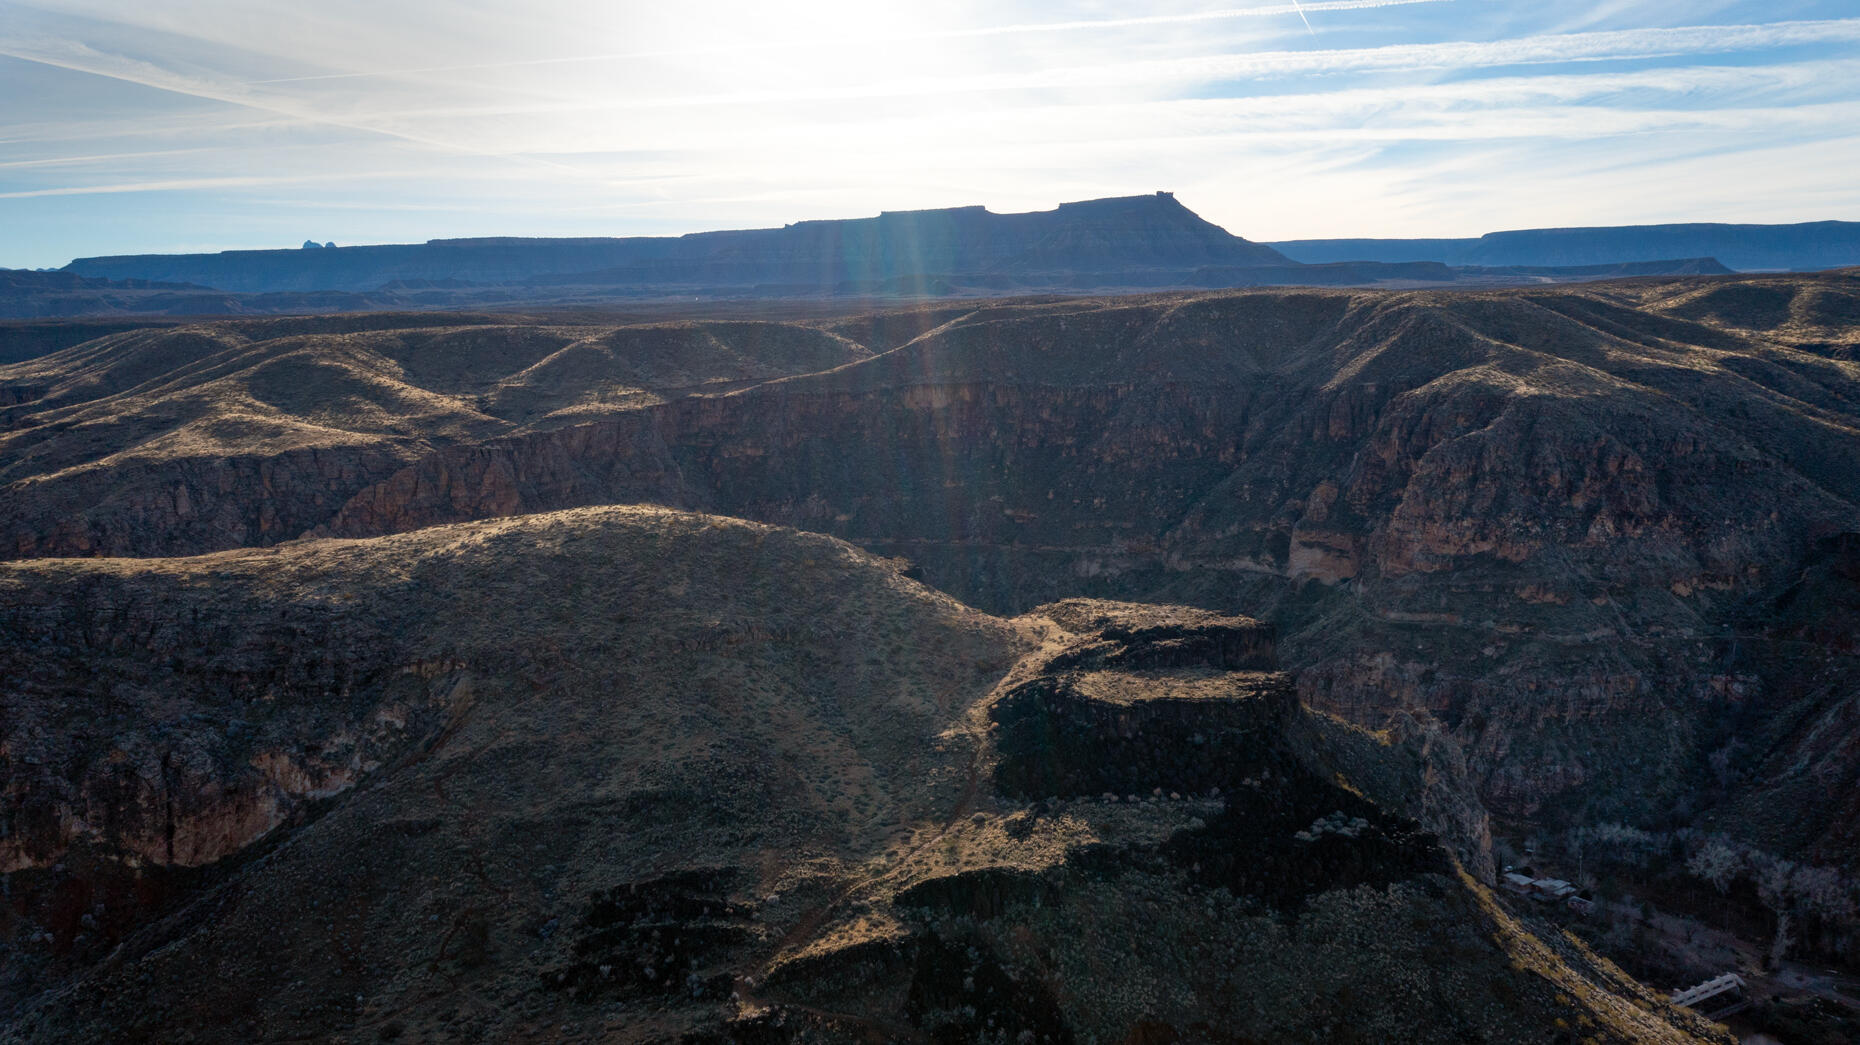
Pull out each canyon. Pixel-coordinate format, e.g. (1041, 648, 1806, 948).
(7, 273, 1858, 849)
(3, 267, 1859, 1040)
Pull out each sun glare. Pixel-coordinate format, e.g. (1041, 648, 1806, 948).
(620, 0, 940, 65)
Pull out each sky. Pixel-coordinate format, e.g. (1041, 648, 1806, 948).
(2, 0, 1858, 268)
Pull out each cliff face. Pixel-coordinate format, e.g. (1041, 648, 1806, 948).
(0, 524, 1722, 1042)
(4, 443, 415, 559)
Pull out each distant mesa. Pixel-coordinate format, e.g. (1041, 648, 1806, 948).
(1269, 220, 1860, 272)
(51, 193, 1781, 307)
(15, 195, 1849, 318)
(69, 193, 1292, 294)
(375, 276, 478, 291)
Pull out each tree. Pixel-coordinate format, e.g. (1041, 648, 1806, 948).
(1687, 838, 1742, 926)
(1757, 857, 1799, 969)
(1687, 839, 1741, 897)
(1757, 858, 1797, 909)
(1769, 910, 1796, 971)
(1787, 864, 1857, 960)
(1791, 865, 1855, 922)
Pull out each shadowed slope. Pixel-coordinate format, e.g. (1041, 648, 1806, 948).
(0, 512, 1724, 1043)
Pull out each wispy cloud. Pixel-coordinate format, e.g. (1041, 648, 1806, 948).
(0, 172, 366, 198)
(0, 35, 604, 182)
(245, 0, 1452, 84)
(293, 18, 1858, 116)
(0, 146, 220, 169)
(675, 18, 1860, 108)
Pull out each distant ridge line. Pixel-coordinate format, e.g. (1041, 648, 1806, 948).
(1270, 219, 1860, 271)
(61, 193, 1292, 294)
(34, 192, 1846, 313)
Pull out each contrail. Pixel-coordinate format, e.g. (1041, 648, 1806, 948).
(246, 0, 1447, 85)
(1291, 0, 1316, 35)
(0, 41, 597, 179)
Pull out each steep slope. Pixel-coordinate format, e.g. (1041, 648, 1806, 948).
(0, 510, 1723, 1042)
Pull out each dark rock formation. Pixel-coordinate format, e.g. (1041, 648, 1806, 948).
(0, 508, 1019, 1038)
(989, 610, 1293, 800)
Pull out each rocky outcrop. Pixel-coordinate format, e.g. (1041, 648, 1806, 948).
(1027, 601, 1280, 673)
(745, 598, 1716, 1043)
(993, 600, 1491, 876)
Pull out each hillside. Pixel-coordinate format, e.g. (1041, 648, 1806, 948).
(0, 313, 871, 556)
(0, 508, 1725, 1043)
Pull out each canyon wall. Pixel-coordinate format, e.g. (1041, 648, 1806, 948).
(5, 276, 1860, 862)
(307, 281, 1860, 852)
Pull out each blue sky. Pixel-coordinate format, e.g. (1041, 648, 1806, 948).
(2, 0, 1858, 267)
